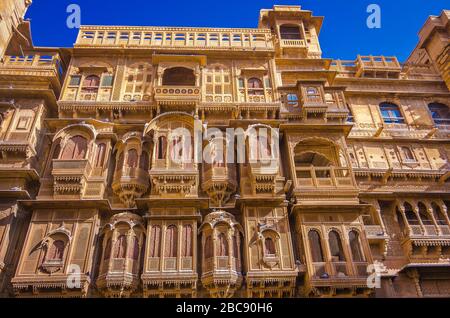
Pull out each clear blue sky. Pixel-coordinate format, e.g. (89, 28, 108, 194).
(26, 0, 447, 61)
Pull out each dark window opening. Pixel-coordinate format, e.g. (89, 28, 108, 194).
(162, 67, 196, 86)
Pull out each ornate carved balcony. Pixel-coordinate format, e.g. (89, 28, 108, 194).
(248, 160, 283, 195)
(112, 167, 149, 208)
(400, 225, 450, 263)
(149, 161, 199, 198)
(294, 166, 358, 202)
(75, 27, 274, 52)
(0, 53, 64, 96)
(51, 159, 92, 198)
(355, 55, 402, 79)
(364, 225, 389, 240)
(96, 213, 145, 298)
(280, 39, 307, 48)
(279, 38, 308, 56)
(202, 165, 237, 207)
(305, 261, 372, 297)
(11, 275, 91, 298)
(200, 211, 243, 298)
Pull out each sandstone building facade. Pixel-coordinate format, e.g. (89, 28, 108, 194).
(0, 4, 449, 298)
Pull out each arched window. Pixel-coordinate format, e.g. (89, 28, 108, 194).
(432, 203, 448, 226)
(47, 143, 61, 176)
(264, 237, 276, 256)
(418, 203, 433, 225)
(286, 93, 298, 107)
(348, 231, 364, 262)
(396, 210, 407, 234)
(61, 135, 88, 160)
(157, 136, 167, 160)
(205, 235, 213, 259)
(149, 225, 161, 258)
(164, 225, 178, 258)
(181, 224, 193, 257)
(405, 208, 420, 225)
(81, 75, 100, 93)
(401, 146, 415, 162)
(379, 103, 404, 124)
(114, 235, 127, 259)
(280, 25, 302, 40)
(127, 236, 139, 260)
(247, 78, 264, 96)
(328, 231, 346, 262)
(139, 151, 149, 170)
(306, 87, 320, 98)
(295, 152, 332, 180)
(257, 134, 272, 159)
(126, 149, 139, 168)
(428, 103, 449, 125)
(162, 67, 195, 86)
(308, 230, 324, 262)
(233, 235, 239, 258)
(53, 143, 61, 160)
(95, 143, 106, 167)
(104, 238, 112, 260)
(46, 240, 65, 262)
(170, 136, 184, 162)
(217, 233, 229, 257)
(116, 152, 124, 172)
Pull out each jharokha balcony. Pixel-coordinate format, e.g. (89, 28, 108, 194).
(303, 228, 373, 297)
(355, 55, 402, 78)
(0, 53, 64, 95)
(75, 26, 274, 52)
(202, 164, 237, 207)
(395, 201, 450, 263)
(112, 166, 150, 208)
(200, 211, 243, 298)
(294, 166, 358, 202)
(51, 159, 92, 198)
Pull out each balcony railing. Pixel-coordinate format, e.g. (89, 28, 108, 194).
(204, 166, 236, 182)
(357, 55, 401, 69)
(1, 54, 64, 80)
(405, 224, 450, 237)
(353, 262, 369, 277)
(52, 159, 92, 176)
(331, 262, 348, 277)
(154, 86, 201, 104)
(296, 166, 355, 189)
(76, 27, 274, 51)
(311, 261, 368, 279)
(114, 167, 149, 185)
(364, 225, 387, 239)
(280, 39, 307, 47)
(311, 262, 327, 278)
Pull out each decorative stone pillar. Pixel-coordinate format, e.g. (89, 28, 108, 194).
(413, 204, 426, 235)
(407, 269, 423, 298)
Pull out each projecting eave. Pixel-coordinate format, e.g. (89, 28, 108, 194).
(18, 199, 113, 213)
(44, 118, 117, 140)
(399, 263, 450, 273)
(290, 203, 371, 215)
(280, 70, 337, 85)
(135, 197, 210, 210)
(280, 123, 353, 136)
(259, 6, 324, 34)
(275, 57, 333, 69)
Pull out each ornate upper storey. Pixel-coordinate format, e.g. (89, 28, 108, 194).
(75, 26, 274, 52)
(0, 4, 449, 298)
